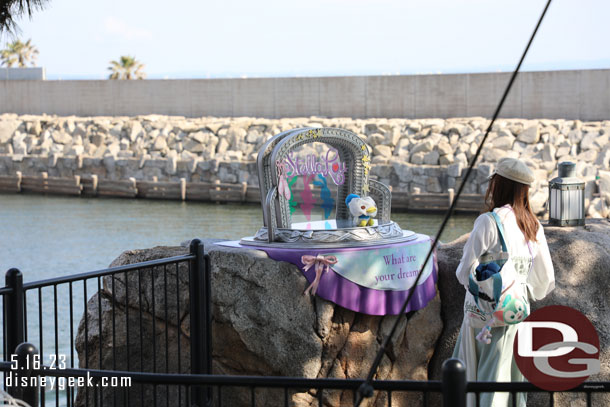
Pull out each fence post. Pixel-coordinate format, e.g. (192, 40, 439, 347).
(204, 254, 212, 376)
(442, 358, 466, 407)
(189, 239, 211, 406)
(9, 342, 40, 406)
(4, 268, 25, 398)
(5, 269, 25, 357)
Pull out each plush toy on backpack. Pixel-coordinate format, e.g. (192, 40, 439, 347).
(494, 294, 528, 324)
(475, 293, 529, 344)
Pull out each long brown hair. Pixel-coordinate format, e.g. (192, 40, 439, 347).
(485, 174, 539, 242)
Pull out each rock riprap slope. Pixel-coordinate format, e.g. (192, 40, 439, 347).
(2, 114, 610, 217)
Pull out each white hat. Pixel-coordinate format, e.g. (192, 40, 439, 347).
(490, 157, 535, 186)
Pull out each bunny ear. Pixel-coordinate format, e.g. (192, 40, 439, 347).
(276, 160, 286, 176)
(279, 178, 291, 200)
(313, 174, 324, 186)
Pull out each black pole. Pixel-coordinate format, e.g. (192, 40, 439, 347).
(189, 239, 206, 406)
(5, 268, 25, 368)
(10, 342, 40, 406)
(203, 254, 212, 376)
(202, 250, 213, 405)
(353, 1, 553, 405)
(442, 358, 466, 407)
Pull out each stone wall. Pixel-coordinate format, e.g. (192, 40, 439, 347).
(1, 113, 610, 216)
(0, 67, 45, 80)
(1, 70, 609, 119)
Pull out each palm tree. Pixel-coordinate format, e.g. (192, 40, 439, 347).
(1, 0, 49, 33)
(108, 56, 146, 80)
(1, 39, 39, 67)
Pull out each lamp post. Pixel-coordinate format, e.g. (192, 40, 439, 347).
(548, 162, 585, 226)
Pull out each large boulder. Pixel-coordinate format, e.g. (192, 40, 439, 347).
(428, 233, 469, 379)
(430, 219, 610, 406)
(76, 240, 443, 407)
(75, 246, 192, 407)
(75, 219, 610, 407)
(0, 120, 21, 144)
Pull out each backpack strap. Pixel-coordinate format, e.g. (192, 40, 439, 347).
(467, 212, 509, 313)
(468, 274, 480, 306)
(489, 211, 508, 253)
(489, 212, 508, 308)
(468, 270, 503, 312)
(491, 272, 503, 308)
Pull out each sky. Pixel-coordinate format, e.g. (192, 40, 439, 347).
(3, 0, 610, 80)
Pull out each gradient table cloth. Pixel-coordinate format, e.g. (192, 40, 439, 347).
(219, 234, 437, 315)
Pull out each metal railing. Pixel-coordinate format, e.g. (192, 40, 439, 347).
(3, 355, 609, 407)
(2, 239, 211, 407)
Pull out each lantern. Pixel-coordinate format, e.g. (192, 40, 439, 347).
(548, 161, 585, 226)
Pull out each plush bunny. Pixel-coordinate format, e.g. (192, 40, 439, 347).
(476, 294, 529, 344)
(345, 194, 377, 227)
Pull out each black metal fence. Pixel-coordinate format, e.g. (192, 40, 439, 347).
(2, 239, 211, 407)
(3, 355, 610, 407)
(1, 240, 609, 407)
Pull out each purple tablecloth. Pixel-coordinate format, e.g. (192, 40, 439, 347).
(219, 235, 438, 316)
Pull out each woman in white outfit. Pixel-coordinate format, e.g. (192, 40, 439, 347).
(452, 157, 555, 407)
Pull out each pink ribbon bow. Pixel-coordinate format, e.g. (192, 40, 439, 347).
(301, 254, 338, 296)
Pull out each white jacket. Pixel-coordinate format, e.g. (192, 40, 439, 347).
(455, 205, 555, 301)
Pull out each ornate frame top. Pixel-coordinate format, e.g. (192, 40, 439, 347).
(253, 127, 395, 244)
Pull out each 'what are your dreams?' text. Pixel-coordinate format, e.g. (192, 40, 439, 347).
(374, 252, 420, 284)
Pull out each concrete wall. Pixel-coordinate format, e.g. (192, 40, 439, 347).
(0, 67, 45, 80)
(1, 69, 609, 120)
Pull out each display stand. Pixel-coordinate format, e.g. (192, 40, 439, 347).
(220, 234, 437, 315)
(227, 127, 438, 316)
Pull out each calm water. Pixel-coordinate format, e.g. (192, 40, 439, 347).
(0, 194, 476, 280)
(0, 194, 475, 403)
